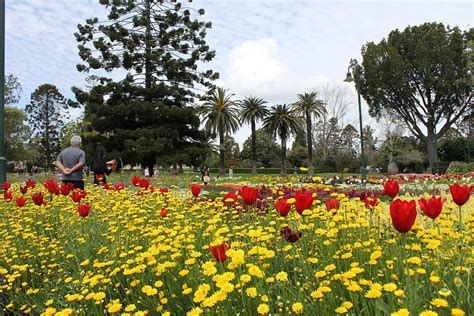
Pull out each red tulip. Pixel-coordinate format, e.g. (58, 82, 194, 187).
(384, 179, 400, 198)
(191, 184, 201, 197)
(131, 176, 140, 187)
(71, 191, 83, 203)
(16, 196, 26, 207)
(275, 198, 291, 217)
(240, 186, 259, 205)
(389, 199, 417, 233)
(2, 182, 10, 191)
(32, 192, 44, 206)
(26, 178, 36, 189)
(114, 183, 125, 191)
(160, 207, 167, 218)
(364, 196, 378, 209)
(209, 243, 231, 262)
(139, 178, 149, 189)
(449, 183, 472, 207)
(325, 198, 340, 211)
(44, 179, 59, 195)
(223, 192, 238, 206)
(3, 191, 13, 202)
(160, 187, 169, 194)
(60, 182, 74, 196)
(102, 183, 111, 190)
(295, 191, 313, 215)
(78, 203, 90, 218)
(95, 174, 104, 183)
(418, 196, 445, 219)
(280, 226, 302, 243)
(20, 185, 28, 194)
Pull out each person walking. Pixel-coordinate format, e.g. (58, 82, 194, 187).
(55, 135, 86, 190)
(91, 145, 113, 185)
(201, 165, 210, 185)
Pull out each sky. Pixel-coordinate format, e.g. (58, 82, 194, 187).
(6, 0, 473, 146)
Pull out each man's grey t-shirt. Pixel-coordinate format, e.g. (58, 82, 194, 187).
(57, 146, 86, 181)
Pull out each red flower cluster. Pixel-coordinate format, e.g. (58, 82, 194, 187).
(60, 182, 75, 196)
(32, 193, 44, 206)
(71, 190, 87, 203)
(3, 190, 13, 202)
(16, 196, 26, 207)
(223, 192, 238, 206)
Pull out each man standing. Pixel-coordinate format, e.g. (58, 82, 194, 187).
(55, 135, 86, 190)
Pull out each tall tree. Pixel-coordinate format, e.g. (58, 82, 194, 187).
(200, 87, 239, 175)
(240, 129, 281, 168)
(73, 0, 217, 174)
(5, 74, 22, 106)
(239, 97, 269, 174)
(262, 104, 302, 176)
(25, 84, 67, 169)
(360, 22, 473, 172)
(5, 107, 31, 162)
(292, 92, 326, 174)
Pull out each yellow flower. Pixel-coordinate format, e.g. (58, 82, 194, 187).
(125, 305, 136, 312)
(93, 292, 106, 301)
(292, 302, 304, 314)
(108, 302, 122, 314)
(186, 307, 203, 316)
(342, 301, 353, 309)
(335, 307, 348, 314)
(430, 275, 440, 283)
(365, 289, 382, 299)
(54, 308, 73, 316)
(394, 289, 405, 297)
(391, 308, 410, 316)
(257, 303, 270, 315)
(383, 283, 398, 292)
(246, 287, 257, 298)
(431, 298, 448, 308)
(261, 295, 269, 302)
(240, 274, 251, 283)
(311, 290, 324, 299)
(276, 271, 288, 282)
(419, 311, 438, 316)
(141, 285, 158, 296)
(451, 308, 465, 316)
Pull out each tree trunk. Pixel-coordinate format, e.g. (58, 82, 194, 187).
(426, 119, 436, 174)
(426, 135, 436, 174)
(306, 109, 313, 175)
(219, 127, 225, 176)
(280, 135, 287, 176)
(178, 162, 183, 174)
(251, 119, 257, 175)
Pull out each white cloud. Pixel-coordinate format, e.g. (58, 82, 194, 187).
(224, 37, 328, 104)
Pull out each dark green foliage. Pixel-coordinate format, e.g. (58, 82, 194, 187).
(439, 137, 473, 162)
(240, 129, 281, 168)
(5, 107, 31, 162)
(360, 22, 473, 171)
(73, 0, 217, 172)
(25, 84, 67, 169)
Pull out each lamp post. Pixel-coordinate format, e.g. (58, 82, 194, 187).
(344, 59, 366, 186)
(0, 0, 5, 184)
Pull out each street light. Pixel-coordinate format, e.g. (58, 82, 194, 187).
(344, 59, 366, 186)
(0, 0, 5, 184)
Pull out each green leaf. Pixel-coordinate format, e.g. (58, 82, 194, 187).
(375, 299, 391, 315)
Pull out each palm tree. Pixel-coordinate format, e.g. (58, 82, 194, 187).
(200, 87, 239, 176)
(292, 92, 326, 174)
(262, 104, 303, 176)
(239, 97, 269, 174)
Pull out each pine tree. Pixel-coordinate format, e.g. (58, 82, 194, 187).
(73, 0, 218, 173)
(25, 84, 67, 169)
